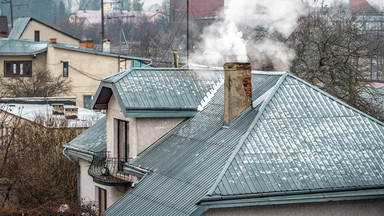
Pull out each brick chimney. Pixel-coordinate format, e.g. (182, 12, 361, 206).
(102, 39, 111, 52)
(224, 62, 252, 124)
(49, 38, 57, 44)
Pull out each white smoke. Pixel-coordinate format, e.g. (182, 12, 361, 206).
(191, 0, 308, 70)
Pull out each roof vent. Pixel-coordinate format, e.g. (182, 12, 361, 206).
(65, 107, 78, 119)
(52, 104, 64, 115)
(223, 62, 252, 124)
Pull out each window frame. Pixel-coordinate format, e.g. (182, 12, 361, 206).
(4, 61, 32, 77)
(34, 30, 40, 42)
(117, 119, 129, 171)
(63, 61, 69, 77)
(97, 187, 107, 214)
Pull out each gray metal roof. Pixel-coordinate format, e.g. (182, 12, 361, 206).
(209, 74, 384, 197)
(51, 43, 151, 62)
(8, 17, 30, 39)
(105, 72, 384, 215)
(8, 17, 80, 40)
(93, 68, 225, 117)
(63, 116, 106, 161)
(0, 38, 47, 55)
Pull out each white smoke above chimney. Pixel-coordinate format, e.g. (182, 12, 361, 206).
(191, 0, 308, 70)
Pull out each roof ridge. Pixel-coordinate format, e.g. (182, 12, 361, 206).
(102, 69, 133, 83)
(206, 73, 288, 196)
(286, 73, 384, 127)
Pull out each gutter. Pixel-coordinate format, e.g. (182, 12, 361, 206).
(63, 147, 81, 203)
(198, 185, 384, 204)
(191, 188, 384, 216)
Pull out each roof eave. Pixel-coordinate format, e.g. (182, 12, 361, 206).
(193, 188, 384, 215)
(0, 48, 47, 56)
(124, 109, 197, 118)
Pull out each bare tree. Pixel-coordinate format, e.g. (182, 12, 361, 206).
(288, 5, 384, 120)
(0, 69, 71, 97)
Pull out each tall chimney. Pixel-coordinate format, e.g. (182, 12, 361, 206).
(224, 62, 252, 124)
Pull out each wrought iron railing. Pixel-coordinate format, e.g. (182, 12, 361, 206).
(88, 151, 132, 186)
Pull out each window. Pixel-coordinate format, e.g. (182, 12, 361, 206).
(34, 31, 40, 42)
(117, 119, 129, 171)
(63, 62, 69, 77)
(4, 61, 32, 77)
(96, 187, 107, 214)
(83, 95, 94, 109)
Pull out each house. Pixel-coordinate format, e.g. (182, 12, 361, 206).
(170, 0, 224, 21)
(8, 17, 80, 45)
(63, 67, 224, 212)
(64, 62, 384, 215)
(0, 38, 151, 108)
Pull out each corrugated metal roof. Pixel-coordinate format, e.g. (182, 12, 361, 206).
(0, 38, 47, 55)
(209, 75, 384, 197)
(51, 43, 151, 62)
(104, 73, 282, 215)
(105, 72, 384, 215)
(8, 17, 30, 39)
(63, 117, 106, 161)
(94, 68, 226, 117)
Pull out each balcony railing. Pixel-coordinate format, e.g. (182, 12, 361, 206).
(88, 151, 132, 186)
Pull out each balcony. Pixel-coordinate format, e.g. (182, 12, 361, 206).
(88, 151, 132, 186)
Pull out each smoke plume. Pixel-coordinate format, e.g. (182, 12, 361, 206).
(191, 0, 308, 70)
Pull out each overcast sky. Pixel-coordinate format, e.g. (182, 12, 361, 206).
(142, 0, 384, 11)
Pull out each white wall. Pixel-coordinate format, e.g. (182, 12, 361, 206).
(204, 199, 384, 216)
(106, 95, 185, 159)
(79, 159, 130, 209)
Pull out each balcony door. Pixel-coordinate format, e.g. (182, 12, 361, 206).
(117, 120, 129, 171)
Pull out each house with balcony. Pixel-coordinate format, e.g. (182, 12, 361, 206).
(0, 38, 150, 108)
(64, 63, 384, 215)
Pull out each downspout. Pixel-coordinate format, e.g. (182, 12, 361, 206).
(63, 147, 81, 203)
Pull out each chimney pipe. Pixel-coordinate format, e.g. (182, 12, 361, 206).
(49, 38, 57, 44)
(224, 62, 252, 124)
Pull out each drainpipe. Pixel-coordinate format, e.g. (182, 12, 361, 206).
(63, 147, 81, 203)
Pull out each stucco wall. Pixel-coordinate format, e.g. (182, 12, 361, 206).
(79, 159, 129, 209)
(106, 95, 185, 159)
(21, 20, 78, 45)
(79, 159, 95, 202)
(46, 47, 122, 106)
(0, 53, 47, 96)
(204, 199, 384, 216)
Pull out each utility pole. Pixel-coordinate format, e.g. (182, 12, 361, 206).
(1, 0, 28, 29)
(101, 0, 105, 41)
(186, 0, 189, 67)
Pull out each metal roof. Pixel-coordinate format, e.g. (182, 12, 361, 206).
(8, 17, 80, 40)
(93, 68, 225, 117)
(104, 73, 282, 215)
(51, 43, 151, 62)
(105, 72, 384, 215)
(208, 74, 384, 197)
(8, 17, 30, 39)
(63, 116, 106, 161)
(0, 38, 47, 55)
